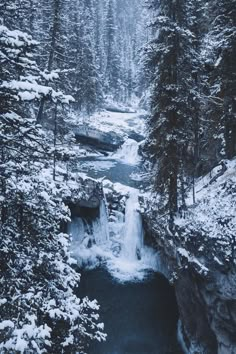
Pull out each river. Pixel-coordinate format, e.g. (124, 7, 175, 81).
(69, 111, 183, 354)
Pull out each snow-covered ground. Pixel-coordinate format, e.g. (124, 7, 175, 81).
(70, 108, 146, 137)
(144, 158, 236, 275)
(173, 159, 236, 272)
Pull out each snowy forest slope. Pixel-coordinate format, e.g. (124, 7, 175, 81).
(0, 0, 236, 353)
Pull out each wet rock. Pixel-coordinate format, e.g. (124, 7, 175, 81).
(64, 176, 104, 217)
(143, 216, 236, 354)
(74, 125, 124, 152)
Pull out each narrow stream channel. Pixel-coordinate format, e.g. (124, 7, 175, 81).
(70, 112, 183, 354)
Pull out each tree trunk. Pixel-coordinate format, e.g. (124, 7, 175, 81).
(53, 104, 58, 181)
(36, 0, 61, 124)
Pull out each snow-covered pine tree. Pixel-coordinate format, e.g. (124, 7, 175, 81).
(35, 0, 67, 124)
(0, 24, 106, 354)
(0, 0, 37, 31)
(183, 0, 205, 199)
(94, 0, 106, 76)
(71, 0, 103, 115)
(202, 0, 236, 160)
(104, 0, 121, 99)
(145, 0, 199, 219)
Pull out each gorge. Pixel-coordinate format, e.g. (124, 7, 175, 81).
(1, 0, 236, 353)
(67, 109, 236, 354)
(68, 110, 183, 354)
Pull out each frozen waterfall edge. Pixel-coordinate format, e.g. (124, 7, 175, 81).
(68, 184, 161, 282)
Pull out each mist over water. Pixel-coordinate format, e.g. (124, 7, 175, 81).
(69, 187, 160, 282)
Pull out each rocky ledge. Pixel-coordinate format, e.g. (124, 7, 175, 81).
(63, 175, 104, 216)
(142, 160, 236, 354)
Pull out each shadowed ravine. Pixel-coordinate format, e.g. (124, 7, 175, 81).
(78, 269, 183, 354)
(72, 112, 184, 354)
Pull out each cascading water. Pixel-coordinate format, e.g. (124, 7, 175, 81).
(68, 217, 86, 250)
(69, 185, 159, 281)
(112, 139, 140, 165)
(106, 188, 159, 282)
(122, 189, 143, 261)
(68, 200, 110, 268)
(94, 200, 109, 245)
(71, 111, 183, 354)
(68, 131, 159, 280)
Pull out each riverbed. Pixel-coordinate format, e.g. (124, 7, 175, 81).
(70, 111, 183, 354)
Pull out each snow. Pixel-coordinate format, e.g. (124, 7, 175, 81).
(0, 298, 7, 305)
(145, 158, 236, 275)
(178, 248, 209, 275)
(0, 25, 38, 47)
(69, 186, 160, 283)
(41, 70, 60, 81)
(112, 139, 141, 165)
(174, 159, 236, 267)
(3, 79, 74, 104)
(0, 320, 14, 330)
(70, 109, 146, 137)
(185, 160, 236, 238)
(111, 182, 133, 196)
(215, 56, 222, 67)
(80, 159, 117, 172)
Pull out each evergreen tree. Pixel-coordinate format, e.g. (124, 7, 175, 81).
(0, 0, 37, 31)
(0, 24, 105, 353)
(104, 0, 120, 98)
(71, 0, 103, 115)
(145, 0, 198, 219)
(36, 0, 66, 123)
(202, 0, 236, 159)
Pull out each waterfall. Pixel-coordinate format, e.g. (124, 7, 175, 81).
(112, 139, 140, 165)
(94, 200, 109, 245)
(122, 189, 143, 261)
(69, 201, 109, 248)
(68, 217, 86, 249)
(69, 188, 159, 281)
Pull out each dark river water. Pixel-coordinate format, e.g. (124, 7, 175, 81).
(76, 156, 142, 188)
(78, 269, 183, 354)
(75, 132, 183, 354)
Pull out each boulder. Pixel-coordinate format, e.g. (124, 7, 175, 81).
(73, 125, 124, 152)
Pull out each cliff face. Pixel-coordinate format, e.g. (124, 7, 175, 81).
(143, 159, 236, 354)
(176, 267, 236, 354)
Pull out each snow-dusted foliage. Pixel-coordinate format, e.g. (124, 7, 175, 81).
(0, 24, 105, 353)
(144, 0, 236, 222)
(180, 161, 236, 265)
(144, 160, 236, 276)
(3, 0, 145, 115)
(144, 0, 200, 218)
(142, 0, 236, 279)
(200, 0, 236, 160)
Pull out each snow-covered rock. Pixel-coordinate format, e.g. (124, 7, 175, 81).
(73, 125, 124, 152)
(143, 159, 236, 354)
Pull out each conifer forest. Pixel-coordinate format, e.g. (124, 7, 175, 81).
(0, 0, 235, 353)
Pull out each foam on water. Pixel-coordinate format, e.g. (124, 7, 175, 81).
(69, 187, 160, 282)
(112, 139, 140, 165)
(122, 188, 143, 261)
